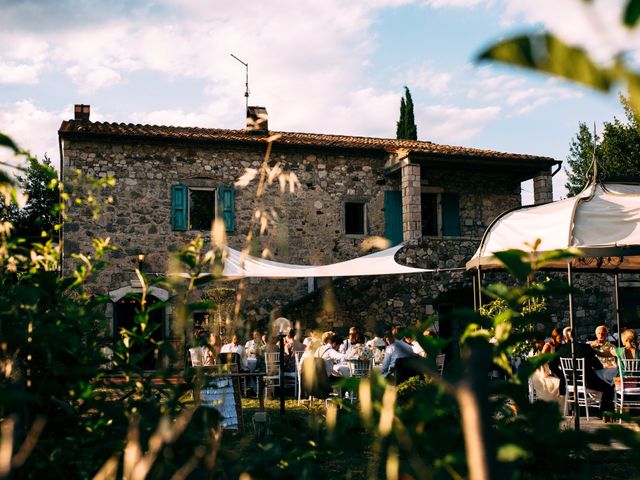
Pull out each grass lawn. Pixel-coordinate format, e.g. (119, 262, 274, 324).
(214, 397, 372, 479)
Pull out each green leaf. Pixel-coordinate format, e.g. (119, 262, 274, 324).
(477, 33, 613, 92)
(535, 247, 583, 267)
(497, 443, 529, 462)
(0, 132, 20, 153)
(493, 250, 532, 282)
(624, 0, 640, 26)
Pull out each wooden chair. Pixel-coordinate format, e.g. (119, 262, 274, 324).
(560, 357, 602, 420)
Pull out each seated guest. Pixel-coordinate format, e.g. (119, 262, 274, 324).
(346, 333, 373, 361)
(403, 335, 426, 358)
(589, 324, 617, 384)
(303, 329, 320, 348)
(245, 329, 265, 358)
(221, 333, 248, 370)
(550, 327, 614, 416)
(315, 332, 361, 378)
(201, 332, 222, 366)
(542, 328, 563, 355)
(339, 326, 362, 354)
(530, 335, 561, 402)
(380, 329, 415, 378)
(284, 329, 306, 371)
(615, 328, 639, 363)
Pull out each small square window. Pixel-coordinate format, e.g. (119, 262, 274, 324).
(345, 202, 366, 235)
(190, 189, 216, 230)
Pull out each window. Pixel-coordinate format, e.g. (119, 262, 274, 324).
(421, 187, 460, 237)
(190, 188, 216, 230)
(171, 184, 235, 232)
(345, 201, 366, 235)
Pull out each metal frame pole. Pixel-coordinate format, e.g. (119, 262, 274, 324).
(567, 262, 580, 431)
(614, 273, 621, 348)
(477, 267, 483, 309)
(472, 274, 478, 310)
(278, 333, 286, 416)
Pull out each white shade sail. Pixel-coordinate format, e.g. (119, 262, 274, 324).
(222, 243, 433, 278)
(466, 182, 640, 271)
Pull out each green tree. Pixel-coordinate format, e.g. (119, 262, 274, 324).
(565, 96, 640, 196)
(0, 155, 58, 240)
(396, 86, 418, 140)
(565, 123, 598, 196)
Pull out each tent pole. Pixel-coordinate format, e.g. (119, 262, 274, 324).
(477, 266, 483, 309)
(472, 274, 478, 310)
(615, 273, 621, 348)
(567, 262, 580, 432)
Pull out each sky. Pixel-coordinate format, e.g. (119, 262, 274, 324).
(1, 0, 638, 202)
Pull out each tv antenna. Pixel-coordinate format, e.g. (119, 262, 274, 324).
(230, 53, 249, 112)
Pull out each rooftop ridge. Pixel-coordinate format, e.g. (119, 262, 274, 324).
(59, 119, 558, 163)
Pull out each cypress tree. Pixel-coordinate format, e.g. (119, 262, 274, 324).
(396, 86, 418, 140)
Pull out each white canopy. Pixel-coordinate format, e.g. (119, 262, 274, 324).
(222, 243, 433, 278)
(466, 182, 640, 271)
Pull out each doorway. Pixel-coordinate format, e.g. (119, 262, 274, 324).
(114, 295, 166, 370)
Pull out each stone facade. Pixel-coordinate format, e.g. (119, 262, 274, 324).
(62, 110, 593, 351)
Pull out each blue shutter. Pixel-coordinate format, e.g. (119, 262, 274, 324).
(217, 185, 235, 232)
(384, 190, 403, 246)
(441, 192, 460, 236)
(171, 185, 188, 231)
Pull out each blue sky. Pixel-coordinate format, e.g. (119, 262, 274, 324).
(0, 0, 636, 201)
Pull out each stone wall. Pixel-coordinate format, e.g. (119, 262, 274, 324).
(63, 136, 624, 341)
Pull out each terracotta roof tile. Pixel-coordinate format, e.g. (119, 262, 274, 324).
(58, 120, 557, 164)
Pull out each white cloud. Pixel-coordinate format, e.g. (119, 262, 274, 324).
(424, 0, 488, 7)
(501, 0, 640, 63)
(399, 66, 453, 96)
(0, 62, 41, 85)
(0, 34, 49, 85)
(0, 100, 68, 169)
(416, 104, 501, 143)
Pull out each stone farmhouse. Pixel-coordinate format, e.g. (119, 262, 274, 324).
(60, 104, 568, 365)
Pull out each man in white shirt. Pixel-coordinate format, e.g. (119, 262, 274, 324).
(339, 326, 361, 354)
(381, 330, 415, 377)
(221, 334, 248, 370)
(245, 330, 265, 357)
(315, 333, 360, 378)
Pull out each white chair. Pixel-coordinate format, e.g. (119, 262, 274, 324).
(560, 357, 602, 420)
(436, 353, 445, 376)
(528, 377, 537, 403)
(615, 358, 640, 422)
(349, 359, 372, 379)
(346, 359, 373, 404)
(264, 352, 296, 399)
(189, 347, 204, 367)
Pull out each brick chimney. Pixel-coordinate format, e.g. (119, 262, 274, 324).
(246, 106, 268, 134)
(74, 104, 90, 121)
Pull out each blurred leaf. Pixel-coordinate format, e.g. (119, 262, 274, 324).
(477, 33, 612, 92)
(535, 247, 583, 267)
(624, 0, 640, 26)
(493, 250, 532, 281)
(0, 132, 20, 153)
(497, 444, 529, 462)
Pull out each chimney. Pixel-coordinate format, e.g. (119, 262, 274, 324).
(74, 104, 90, 121)
(246, 106, 268, 134)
